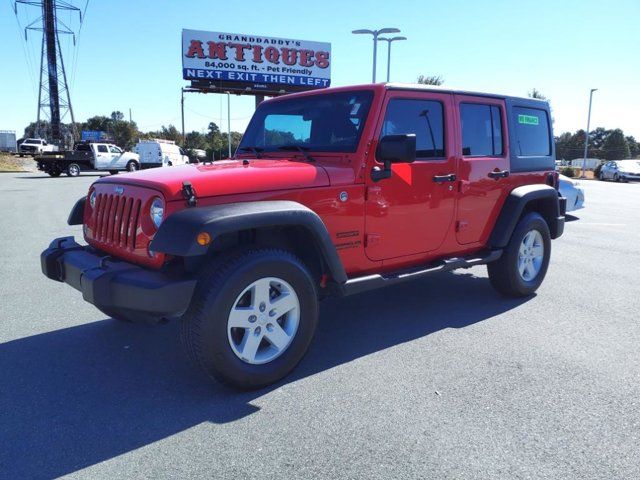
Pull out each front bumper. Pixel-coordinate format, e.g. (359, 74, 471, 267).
(41, 236, 196, 319)
(621, 173, 640, 181)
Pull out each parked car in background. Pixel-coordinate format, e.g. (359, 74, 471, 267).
(599, 160, 640, 182)
(558, 174, 584, 212)
(134, 139, 189, 168)
(35, 142, 139, 177)
(19, 138, 58, 156)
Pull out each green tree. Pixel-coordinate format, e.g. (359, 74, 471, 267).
(184, 131, 208, 150)
(625, 135, 640, 158)
(417, 75, 444, 86)
(602, 129, 630, 160)
(527, 88, 548, 101)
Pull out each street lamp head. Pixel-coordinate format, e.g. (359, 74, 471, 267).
(378, 36, 407, 42)
(377, 27, 401, 35)
(591, 88, 598, 93)
(352, 29, 375, 35)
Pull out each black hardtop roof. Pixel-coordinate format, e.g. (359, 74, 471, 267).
(384, 82, 548, 104)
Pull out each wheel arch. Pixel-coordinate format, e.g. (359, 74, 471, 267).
(150, 201, 347, 284)
(489, 184, 564, 248)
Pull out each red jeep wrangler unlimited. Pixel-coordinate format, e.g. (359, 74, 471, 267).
(42, 83, 565, 389)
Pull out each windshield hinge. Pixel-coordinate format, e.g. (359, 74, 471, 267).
(182, 181, 197, 207)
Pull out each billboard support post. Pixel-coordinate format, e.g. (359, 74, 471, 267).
(227, 92, 231, 159)
(181, 88, 185, 144)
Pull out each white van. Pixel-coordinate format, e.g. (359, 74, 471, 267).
(134, 138, 189, 168)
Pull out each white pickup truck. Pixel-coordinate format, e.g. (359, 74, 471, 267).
(35, 142, 140, 177)
(19, 138, 58, 156)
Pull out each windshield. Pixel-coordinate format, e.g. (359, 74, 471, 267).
(24, 139, 40, 144)
(239, 90, 374, 154)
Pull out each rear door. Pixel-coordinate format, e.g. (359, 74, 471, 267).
(454, 95, 510, 245)
(365, 90, 457, 260)
(93, 144, 111, 169)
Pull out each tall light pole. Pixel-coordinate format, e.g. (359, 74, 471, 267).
(581, 88, 598, 178)
(352, 28, 401, 82)
(378, 36, 407, 82)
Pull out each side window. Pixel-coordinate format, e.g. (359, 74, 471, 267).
(460, 103, 503, 157)
(97, 145, 108, 153)
(513, 107, 551, 156)
(109, 146, 122, 154)
(381, 98, 445, 158)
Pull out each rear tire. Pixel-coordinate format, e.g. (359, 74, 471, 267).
(181, 248, 318, 390)
(47, 170, 61, 177)
(109, 170, 119, 175)
(488, 212, 551, 297)
(66, 163, 81, 177)
(599, 171, 605, 181)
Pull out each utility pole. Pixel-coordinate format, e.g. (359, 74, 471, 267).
(352, 27, 401, 82)
(16, 0, 81, 147)
(129, 108, 132, 123)
(581, 88, 598, 178)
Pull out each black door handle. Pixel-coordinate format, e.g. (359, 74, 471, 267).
(488, 170, 510, 179)
(433, 173, 456, 183)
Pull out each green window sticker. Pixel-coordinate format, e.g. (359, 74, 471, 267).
(518, 114, 539, 125)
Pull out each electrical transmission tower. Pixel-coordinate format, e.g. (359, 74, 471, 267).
(14, 0, 83, 146)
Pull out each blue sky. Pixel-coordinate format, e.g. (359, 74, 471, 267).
(1, 0, 639, 139)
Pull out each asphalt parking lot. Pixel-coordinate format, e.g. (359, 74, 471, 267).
(0, 172, 638, 479)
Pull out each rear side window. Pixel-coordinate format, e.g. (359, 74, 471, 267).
(381, 98, 445, 158)
(460, 104, 503, 157)
(97, 145, 108, 153)
(513, 107, 551, 156)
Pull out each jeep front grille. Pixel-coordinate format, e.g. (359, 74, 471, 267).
(93, 193, 142, 250)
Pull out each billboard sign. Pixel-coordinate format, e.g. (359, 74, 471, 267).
(81, 130, 109, 141)
(182, 30, 331, 94)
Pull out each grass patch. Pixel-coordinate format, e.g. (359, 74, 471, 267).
(0, 153, 30, 172)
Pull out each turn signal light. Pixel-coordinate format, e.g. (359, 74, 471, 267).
(196, 232, 211, 246)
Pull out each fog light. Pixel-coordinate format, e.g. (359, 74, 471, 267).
(196, 232, 211, 246)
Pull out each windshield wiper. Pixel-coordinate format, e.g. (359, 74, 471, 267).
(236, 146, 264, 158)
(277, 144, 314, 162)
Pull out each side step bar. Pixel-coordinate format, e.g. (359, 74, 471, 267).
(341, 250, 502, 296)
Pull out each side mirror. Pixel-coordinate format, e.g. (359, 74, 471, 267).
(372, 134, 416, 182)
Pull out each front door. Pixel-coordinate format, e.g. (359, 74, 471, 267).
(108, 146, 125, 169)
(365, 91, 457, 261)
(454, 95, 510, 245)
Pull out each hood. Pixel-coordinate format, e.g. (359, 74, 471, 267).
(618, 161, 640, 173)
(96, 159, 330, 201)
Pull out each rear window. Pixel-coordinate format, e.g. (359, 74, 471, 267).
(513, 107, 551, 156)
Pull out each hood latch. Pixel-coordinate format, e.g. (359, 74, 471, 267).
(182, 181, 197, 207)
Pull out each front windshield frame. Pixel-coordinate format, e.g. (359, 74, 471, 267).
(238, 89, 374, 155)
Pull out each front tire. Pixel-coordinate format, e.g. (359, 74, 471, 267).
(126, 160, 139, 172)
(488, 212, 551, 297)
(47, 170, 61, 177)
(181, 248, 318, 390)
(109, 170, 119, 175)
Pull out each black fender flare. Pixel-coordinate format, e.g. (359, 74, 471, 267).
(68, 196, 86, 225)
(489, 184, 564, 248)
(150, 200, 348, 283)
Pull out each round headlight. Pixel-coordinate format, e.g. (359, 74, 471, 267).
(89, 190, 96, 209)
(150, 197, 164, 228)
